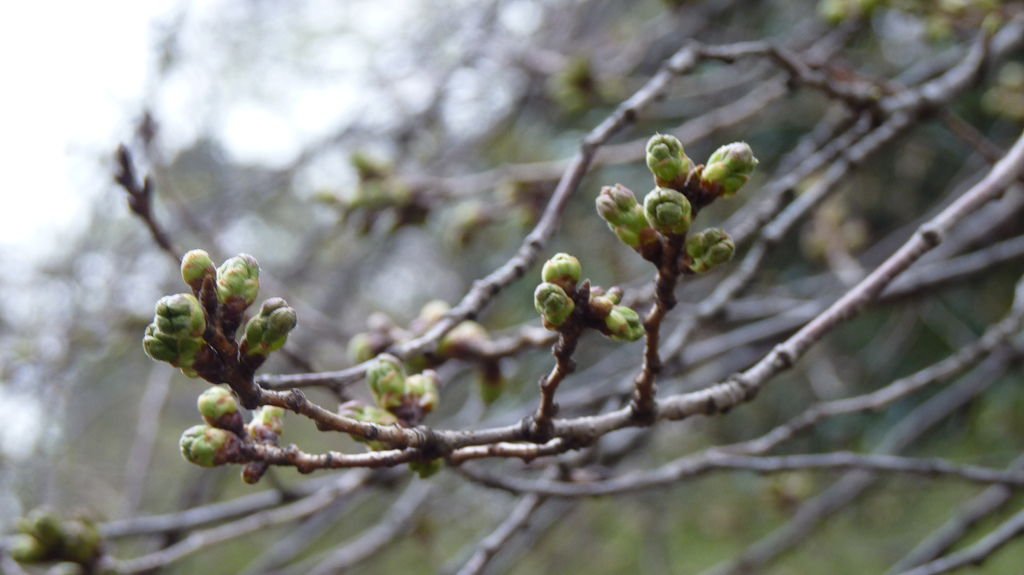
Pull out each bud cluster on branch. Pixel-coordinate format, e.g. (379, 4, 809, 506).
(8, 509, 103, 573)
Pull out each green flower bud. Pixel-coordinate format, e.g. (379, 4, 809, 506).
(340, 402, 398, 451)
(179, 425, 241, 468)
(541, 253, 582, 293)
(143, 294, 207, 373)
(646, 133, 693, 184)
(605, 305, 645, 342)
(438, 321, 489, 358)
(249, 405, 285, 439)
(346, 333, 379, 363)
(596, 185, 658, 250)
(197, 386, 243, 432)
(154, 293, 206, 338)
(367, 355, 407, 410)
(22, 509, 64, 550)
(60, 519, 102, 564)
(409, 458, 443, 479)
(8, 534, 47, 563)
(417, 300, 450, 327)
(687, 228, 736, 273)
(644, 187, 692, 236)
(534, 282, 575, 329)
(216, 254, 260, 309)
(241, 298, 297, 358)
(701, 142, 758, 197)
(406, 371, 440, 414)
(180, 249, 216, 292)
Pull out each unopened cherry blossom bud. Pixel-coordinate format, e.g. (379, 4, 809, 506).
(701, 142, 758, 197)
(180, 249, 216, 292)
(197, 386, 243, 433)
(367, 354, 407, 410)
(216, 254, 260, 309)
(534, 282, 575, 329)
(541, 253, 582, 293)
(604, 305, 645, 342)
(179, 425, 241, 467)
(646, 133, 693, 184)
(687, 228, 735, 273)
(644, 187, 692, 236)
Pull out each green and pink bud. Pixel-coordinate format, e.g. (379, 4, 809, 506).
(179, 425, 241, 467)
(604, 305, 645, 342)
(686, 228, 735, 273)
(534, 282, 575, 330)
(646, 133, 693, 185)
(143, 293, 207, 375)
(180, 249, 216, 292)
(248, 405, 285, 440)
(541, 253, 582, 293)
(644, 187, 692, 236)
(367, 355, 407, 411)
(700, 142, 758, 197)
(596, 184, 658, 251)
(197, 386, 243, 433)
(241, 297, 297, 358)
(405, 370, 440, 415)
(216, 254, 261, 310)
(438, 321, 489, 358)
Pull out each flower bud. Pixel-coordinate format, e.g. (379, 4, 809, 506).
(541, 253, 582, 293)
(406, 371, 440, 414)
(534, 282, 575, 329)
(701, 142, 758, 197)
(179, 425, 241, 467)
(60, 519, 102, 564)
(438, 321, 489, 358)
(241, 298, 297, 358)
(646, 133, 693, 184)
(347, 333, 377, 363)
(197, 386, 243, 433)
(605, 305, 645, 342)
(340, 402, 398, 450)
(415, 300, 450, 329)
(22, 509, 64, 550)
(367, 355, 407, 410)
(9, 534, 47, 563)
(180, 249, 216, 292)
(595, 185, 658, 250)
(644, 187, 692, 236)
(154, 293, 206, 338)
(143, 294, 207, 374)
(249, 405, 285, 439)
(687, 228, 735, 273)
(409, 458, 442, 479)
(216, 254, 260, 309)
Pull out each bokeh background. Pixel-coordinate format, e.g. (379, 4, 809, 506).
(3, 0, 1024, 573)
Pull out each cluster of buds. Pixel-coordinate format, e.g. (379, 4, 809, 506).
(179, 387, 285, 483)
(9, 509, 102, 570)
(242, 406, 285, 484)
(348, 300, 504, 405)
(533, 253, 644, 342)
(329, 152, 429, 235)
(240, 297, 297, 359)
(144, 250, 297, 384)
(142, 293, 208, 377)
(686, 228, 736, 274)
(366, 355, 439, 425)
(597, 133, 756, 274)
(339, 394, 442, 478)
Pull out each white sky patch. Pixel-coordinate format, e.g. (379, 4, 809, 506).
(0, 387, 44, 460)
(0, 1, 179, 256)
